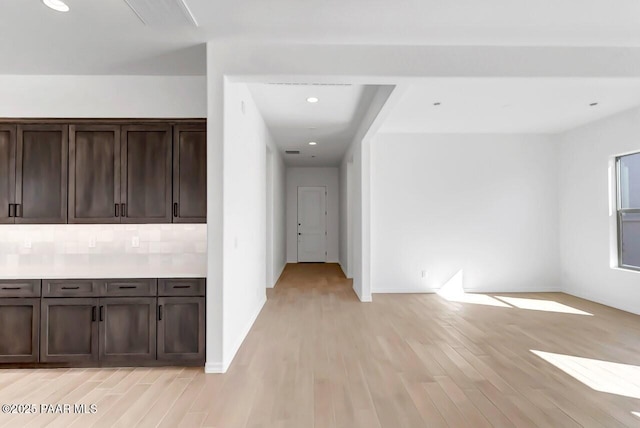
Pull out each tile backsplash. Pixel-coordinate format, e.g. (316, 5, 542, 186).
(0, 224, 207, 279)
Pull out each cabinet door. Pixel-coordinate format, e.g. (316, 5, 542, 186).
(0, 298, 39, 363)
(173, 124, 206, 223)
(69, 125, 121, 223)
(121, 125, 172, 223)
(0, 125, 16, 224)
(157, 297, 205, 362)
(99, 297, 156, 362)
(40, 298, 99, 363)
(16, 125, 68, 224)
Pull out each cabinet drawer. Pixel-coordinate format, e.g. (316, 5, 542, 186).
(158, 278, 205, 296)
(0, 280, 41, 297)
(103, 279, 157, 297)
(43, 280, 101, 297)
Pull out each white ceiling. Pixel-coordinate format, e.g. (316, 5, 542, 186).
(4, 1, 640, 74)
(0, 0, 205, 75)
(248, 84, 373, 166)
(379, 79, 640, 134)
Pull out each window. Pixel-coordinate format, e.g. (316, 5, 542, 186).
(617, 152, 640, 270)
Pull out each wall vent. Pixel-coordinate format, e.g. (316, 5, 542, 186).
(285, 150, 300, 154)
(123, 0, 198, 27)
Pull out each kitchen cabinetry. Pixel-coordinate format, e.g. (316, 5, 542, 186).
(99, 297, 157, 363)
(173, 124, 207, 223)
(15, 125, 68, 224)
(157, 278, 206, 362)
(68, 124, 121, 223)
(0, 277, 205, 367)
(121, 124, 172, 223)
(0, 125, 15, 225)
(40, 297, 99, 363)
(0, 280, 40, 363)
(1, 119, 206, 225)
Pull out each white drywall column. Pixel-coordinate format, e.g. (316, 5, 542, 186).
(205, 51, 224, 373)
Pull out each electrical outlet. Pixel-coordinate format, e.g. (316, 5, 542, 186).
(421, 270, 427, 278)
(89, 236, 96, 248)
(132, 236, 140, 248)
(23, 239, 32, 249)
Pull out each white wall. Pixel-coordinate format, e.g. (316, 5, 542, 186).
(270, 149, 287, 286)
(0, 75, 206, 118)
(558, 106, 640, 315)
(340, 85, 396, 301)
(371, 133, 560, 293)
(220, 81, 278, 370)
(286, 167, 339, 263)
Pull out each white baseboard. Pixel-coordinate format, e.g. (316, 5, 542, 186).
(221, 297, 266, 372)
(204, 362, 225, 374)
(352, 284, 372, 302)
(373, 287, 434, 294)
(275, 261, 286, 281)
(563, 288, 640, 316)
(268, 262, 287, 288)
(372, 286, 561, 294)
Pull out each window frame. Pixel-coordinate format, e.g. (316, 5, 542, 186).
(616, 154, 640, 271)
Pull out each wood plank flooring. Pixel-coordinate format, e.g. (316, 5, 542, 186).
(1, 262, 640, 427)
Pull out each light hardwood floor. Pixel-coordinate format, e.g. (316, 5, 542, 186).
(1, 263, 640, 427)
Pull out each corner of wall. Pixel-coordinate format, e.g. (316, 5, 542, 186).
(222, 296, 266, 371)
(204, 361, 226, 374)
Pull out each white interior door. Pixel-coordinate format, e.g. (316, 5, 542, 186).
(297, 186, 327, 262)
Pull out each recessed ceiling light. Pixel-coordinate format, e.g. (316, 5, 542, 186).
(43, 0, 70, 12)
(307, 97, 319, 103)
(590, 102, 599, 107)
(309, 142, 317, 146)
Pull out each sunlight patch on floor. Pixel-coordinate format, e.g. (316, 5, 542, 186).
(531, 350, 640, 400)
(494, 296, 593, 316)
(633, 411, 640, 419)
(436, 270, 592, 314)
(436, 270, 511, 307)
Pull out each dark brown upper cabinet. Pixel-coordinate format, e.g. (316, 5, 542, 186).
(15, 125, 68, 224)
(173, 124, 207, 223)
(69, 125, 121, 224)
(0, 125, 16, 224)
(121, 125, 172, 223)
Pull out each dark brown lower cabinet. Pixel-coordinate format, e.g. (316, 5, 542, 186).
(157, 296, 205, 362)
(40, 298, 99, 363)
(0, 298, 39, 363)
(99, 297, 156, 363)
(1, 277, 205, 367)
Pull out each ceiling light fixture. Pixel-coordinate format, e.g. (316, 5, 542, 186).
(307, 97, 319, 103)
(433, 102, 441, 106)
(43, 0, 70, 12)
(309, 142, 317, 146)
(590, 102, 599, 107)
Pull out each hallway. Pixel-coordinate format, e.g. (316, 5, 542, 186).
(1, 263, 639, 427)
